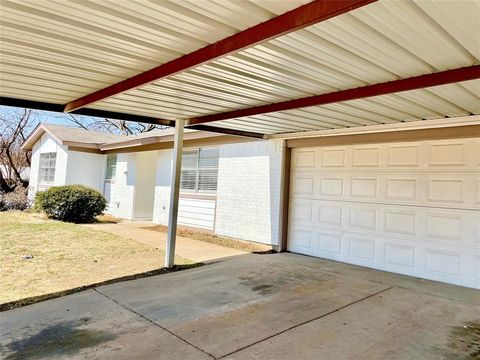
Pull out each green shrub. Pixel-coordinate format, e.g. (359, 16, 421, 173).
(34, 185, 106, 223)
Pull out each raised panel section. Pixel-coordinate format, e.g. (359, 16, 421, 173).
(353, 147, 379, 167)
(428, 179, 463, 203)
(319, 205, 342, 225)
(351, 178, 377, 198)
(295, 150, 315, 167)
(294, 177, 314, 195)
(386, 178, 417, 200)
(427, 215, 462, 240)
(320, 178, 344, 196)
(291, 230, 311, 249)
(322, 149, 345, 167)
(430, 143, 465, 166)
(350, 208, 376, 230)
(318, 233, 341, 254)
(426, 250, 461, 276)
(385, 244, 415, 267)
(385, 212, 416, 235)
(388, 145, 419, 166)
(292, 203, 312, 221)
(349, 238, 375, 260)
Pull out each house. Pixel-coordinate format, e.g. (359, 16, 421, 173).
(4, 0, 480, 291)
(22, 123, 283, 246)
(22, 119, 480, 290)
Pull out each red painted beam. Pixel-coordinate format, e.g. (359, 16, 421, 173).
(187, 65, 480, 125)
(64, 0, 376, 112)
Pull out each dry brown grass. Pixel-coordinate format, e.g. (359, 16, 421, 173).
(0, 211, 192, 305)
(146, 225, 271, 253)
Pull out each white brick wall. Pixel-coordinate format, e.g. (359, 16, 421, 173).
(28, 133, 69, 200)
(214, 140, 284, 246)
(108, 153, 136, 220)
(152, 150, 173, 225)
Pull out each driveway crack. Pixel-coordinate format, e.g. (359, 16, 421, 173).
(93, 288, 218, 360)
(219, 286, 394, 359)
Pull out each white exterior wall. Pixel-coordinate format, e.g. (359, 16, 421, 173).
(133, 151, 158, 220)
(107, 153, 136, 220)
(65, 151, 105, 192)
(152, 150, 173, 225)
(28, 133, 69, 200)
(214, 140, 284, 246)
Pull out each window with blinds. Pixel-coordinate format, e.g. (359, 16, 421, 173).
(39, 152, 56, 184)
(105, 154, 117, 180)
(180, 148, 219, 193)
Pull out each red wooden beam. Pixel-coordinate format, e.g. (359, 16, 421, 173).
(186, 65, 480, 125)
(64, 0, 376, 112)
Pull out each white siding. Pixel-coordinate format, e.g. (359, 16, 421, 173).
(214, 140, 284, 245)
(152, 149, 217, 230)
(288, 138, 480, 289)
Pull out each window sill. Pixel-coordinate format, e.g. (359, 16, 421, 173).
(179, 192, 217, 200)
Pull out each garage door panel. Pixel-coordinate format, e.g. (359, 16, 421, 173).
(291, 199, 478, 250)
(289, 137, 480, 289)
(291, 172, 478, 209)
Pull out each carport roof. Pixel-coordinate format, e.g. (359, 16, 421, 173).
(1, 0, 479, 137)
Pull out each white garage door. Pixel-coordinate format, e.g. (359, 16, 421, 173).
(288, 137, 480, 289)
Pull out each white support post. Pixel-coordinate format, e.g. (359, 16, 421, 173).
(165, 119, 184, 268)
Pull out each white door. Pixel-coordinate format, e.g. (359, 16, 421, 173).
(103, 180, 116, 210)
(288, 137, 480, 289)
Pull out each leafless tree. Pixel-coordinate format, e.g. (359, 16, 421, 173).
(65, 114, 162, 135)
(0, 109, 33, 192)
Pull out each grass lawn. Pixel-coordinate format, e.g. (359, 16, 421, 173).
(0, 211, 192, 305)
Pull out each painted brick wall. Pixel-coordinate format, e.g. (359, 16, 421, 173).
(108, 153, 136, 220)
(214, 140, 284, 246)
(152, 150, 173, 225)
(65, 150, 105, 192)
(28, 133, 69, 200)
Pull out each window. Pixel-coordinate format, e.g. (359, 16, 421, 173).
(105, 154, 117, 180)
(180, 148, 219, 193)
(39, 152, 56, 184)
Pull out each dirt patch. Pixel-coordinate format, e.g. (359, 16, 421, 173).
(145, 225, 271, 253)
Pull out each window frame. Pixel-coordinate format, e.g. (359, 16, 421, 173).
(105, 154, 117, 181)
(180, 147, 219, 194)
(38, 152, 57, 184)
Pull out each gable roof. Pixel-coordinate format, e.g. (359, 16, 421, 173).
(21, 123, 126, 150)
(21, 123, 238, 152)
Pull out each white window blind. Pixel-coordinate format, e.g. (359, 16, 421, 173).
(39, 152, 56, 184)
(180, 148, 219, 193)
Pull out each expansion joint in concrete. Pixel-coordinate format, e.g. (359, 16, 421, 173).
(92, 288, 218, 360)
(218, 286, 395, 359)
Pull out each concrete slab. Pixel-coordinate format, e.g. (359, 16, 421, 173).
(224, 286, 480, 360)
(96, 254, 389, 357)
(81, 222, 246, 262)
(0, 290, 212, 360)
(2, 253, 479, 360)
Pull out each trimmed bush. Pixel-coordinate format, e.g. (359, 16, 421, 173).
(0, 186, 30, 211)
(35, 185, 106, 223)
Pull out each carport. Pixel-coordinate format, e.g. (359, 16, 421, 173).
(1, 0, 479, 287)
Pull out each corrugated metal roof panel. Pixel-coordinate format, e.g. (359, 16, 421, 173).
(206, 79, 480, 134)
(0, 0, 478, 136)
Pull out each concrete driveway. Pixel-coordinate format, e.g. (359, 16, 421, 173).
(1, 253, 479, 360)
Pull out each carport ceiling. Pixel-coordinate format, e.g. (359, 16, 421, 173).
(0, 0, 479, 137)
